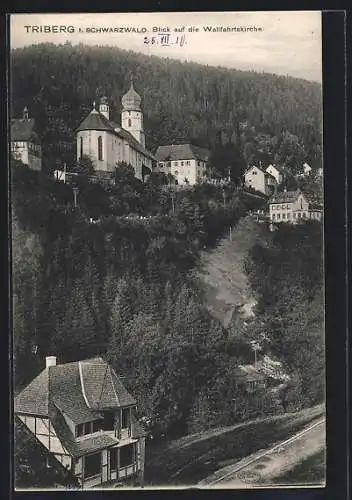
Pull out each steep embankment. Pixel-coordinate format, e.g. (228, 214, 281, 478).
(197, 216, 271, 327)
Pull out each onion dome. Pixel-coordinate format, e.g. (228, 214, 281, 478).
(121, 76, 141, 111)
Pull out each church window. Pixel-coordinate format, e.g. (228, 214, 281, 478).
(98, 136, 103, 161)
(80, 137, 83, 159)
(128, 119, 132, 127)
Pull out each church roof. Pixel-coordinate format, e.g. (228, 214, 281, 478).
(76, 109, 114, 133)
(11, 118, 40, 143)
(155, 144, 210, 162)
(111, 122, 156, 161)
(76, 105, 156, 161)
(121, 79, 142, 111)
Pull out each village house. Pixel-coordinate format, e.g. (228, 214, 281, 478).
(11, 106, 42, 171)
(75, 77, 156, 181)
(303, 162, 312, 176)
(244, 165, 277, 195)
(265, 164, 285, 185)
(268, 188, 323, 223)
(14, 356, 146, 489)
(155, 143, 210, 186)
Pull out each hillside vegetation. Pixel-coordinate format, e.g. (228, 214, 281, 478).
(12, 45, 324, 452)
(11, 43, 322, 178)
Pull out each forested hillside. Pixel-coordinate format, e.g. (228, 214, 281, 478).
(13, 160, 324, 441)
(11, 43, 322, 177)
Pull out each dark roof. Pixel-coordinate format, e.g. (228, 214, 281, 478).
(51, 404, 119, 458)
(269, 189, 304, 204)
(79, 358, 136, 409)
(76, 110, 156, 161)
(111, 121, 156, 161)
(15, 357, 135, 423)
(121, 81, 142, 111)
(76, 109, 114, 133)
(50, 362, 102, 424)
(155, 144, 210, 162)
(14, 369, 50, 416)
(74, 433, 119, 457)
(11, 118, 40, 143)
(309, 202, 323, 211)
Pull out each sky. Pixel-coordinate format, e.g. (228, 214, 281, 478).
(10, 11, 322, 82)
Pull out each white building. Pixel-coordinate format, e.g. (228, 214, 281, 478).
(268, 188, 323, 223)
(244, 165, 277, 195)
(10, 106, 42, 171)
(303, 162, 312, 176)
(76, 78, 156, 181)
(155, 143, 210, 185)
(265, 164, 285, 185)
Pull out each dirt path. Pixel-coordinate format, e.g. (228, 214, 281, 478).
(201, 418, 325, 488)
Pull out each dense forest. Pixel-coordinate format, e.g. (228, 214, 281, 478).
(13, 159, 324, 440)
(12, 44, 324, 448)
(11, 43, 322, 178)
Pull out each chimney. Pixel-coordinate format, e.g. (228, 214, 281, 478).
(46, 356, 57, 368)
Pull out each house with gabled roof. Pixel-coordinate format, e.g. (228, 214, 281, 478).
(14, 356, 146, 489)
(268, 188, 323, 224)
(155, 143, 210, 185)
(244, 165, 277, 195)
(265, 164, 286, 185)
(11, 106, 42, 171)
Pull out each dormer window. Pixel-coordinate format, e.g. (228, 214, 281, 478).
(76, 418, 104, 437)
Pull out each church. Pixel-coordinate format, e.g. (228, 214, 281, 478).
(76, 78, 156, 181)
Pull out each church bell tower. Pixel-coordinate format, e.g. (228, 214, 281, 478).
(121, 76, 145, 147)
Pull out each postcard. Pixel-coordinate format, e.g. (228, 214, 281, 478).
(10, 11, 325, 490)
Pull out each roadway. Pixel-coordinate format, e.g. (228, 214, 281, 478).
(199, 417, 325, 488)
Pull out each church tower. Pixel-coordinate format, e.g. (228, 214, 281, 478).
(99, 96, 110, 120)
(121, 76, 145, 147)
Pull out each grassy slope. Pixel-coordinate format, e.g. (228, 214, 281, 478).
(144, 404, 324, 486)
(197, 216, 270, 326)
